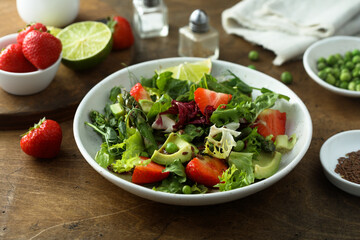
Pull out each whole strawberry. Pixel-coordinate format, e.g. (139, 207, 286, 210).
(22, 30, 62, 69)
(107, 16, 134, 50)
(20, 118, 62, 159)
(17, 23, 47, 45)
(0, 43, 37, 73)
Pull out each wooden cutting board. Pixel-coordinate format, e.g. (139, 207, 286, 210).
(0, 0, 133, 130)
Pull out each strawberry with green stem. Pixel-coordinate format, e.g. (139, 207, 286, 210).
(17, 23, 47, 45)
(107, 16, 134, 50)
(22, 30, 62, 69)
(20, 118, 62, 159)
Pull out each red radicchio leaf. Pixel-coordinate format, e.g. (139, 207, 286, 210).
(160, 100, 214, 130)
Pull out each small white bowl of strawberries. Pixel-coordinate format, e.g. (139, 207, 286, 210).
(0, 23, 62, 95)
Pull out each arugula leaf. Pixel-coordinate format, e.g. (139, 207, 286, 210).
(156, 72, 193, 99)
(178, 124, 205, 142)
(153, 159, 208, 194)
(146, 93, 172, 121)
(95, 142, 116, 168)
(109, 86, 122, 103)
(224, 71, 253, 94)
(228, 152, 255, 184)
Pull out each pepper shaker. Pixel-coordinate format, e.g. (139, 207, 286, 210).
(133, 0, 169, 38)
(178, 9, 219, 59)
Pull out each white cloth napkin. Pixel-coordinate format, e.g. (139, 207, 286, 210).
(222, 0, 360, 65)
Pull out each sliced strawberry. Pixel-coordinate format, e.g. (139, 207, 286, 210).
(253, 109, 286, 141)
(17, 23, 47, 45)
(130, 83, 151, 102)
(194, 88, 232, 114)
(185, 155, 228, 187)
(132, 159, 170, 184)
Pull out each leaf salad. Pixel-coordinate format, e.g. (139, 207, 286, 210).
(85, 63, 297, 194)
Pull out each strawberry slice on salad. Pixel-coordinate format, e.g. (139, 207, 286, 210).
(253, 109, 286, 141)
(130, 83, 151, 102)
(132, 158, 170, 184)
(185, 156, 228, 187)
(194, 88, 232, 114)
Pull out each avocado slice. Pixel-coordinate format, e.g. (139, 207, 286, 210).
(151, 132, 198, 165)
(253, 151, 282, 179)
(110, 103, 125, 118)
(275, 134, 297, 153)
(139, 99, 154, 114)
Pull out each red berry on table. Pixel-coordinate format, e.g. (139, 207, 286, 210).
(185, 156, 228, 187)
(0, 43, 37, 73)
(194, 87, 232, 114)
(17, 23, 47, 45)
(132, 159, 170, 184)
(107, 16, 134, 50)
(22, 30, 62, 69)
(252, 109, 286, 141)
(130, 83, 151, 102)
(20, 118, 62, 159)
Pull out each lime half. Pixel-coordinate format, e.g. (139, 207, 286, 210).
(57, 21, 113, 70)
(159, 59, 212, 83)
(47, 26, 62, 37)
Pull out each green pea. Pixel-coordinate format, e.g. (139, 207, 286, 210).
(182, 185, 192, 194)
(317, 57, 326, 64)
(356, 84, 360, 91)
(352, 69, 359, 78)
(326, 74, 336, 85)
(345, 51, 353, 59)
(317, 62, 326, 70)
(334, 53, 343, 60)
(165, 142, 179, 154)
(353, 55, 360, 64)
(318, 70, 327, 80)
(332, 68, 340, 78)
(233, 140, 245, 152)
(327, 55, 337, 65)
(248, 64, 256, 70)
(339, 81, 349, 89)
(281, 71, 293, 84)
(352, 49, 360, 56)
(248, 51, 259, 61)
(348, 81, 356, 90)
(345, 61, 354, 70)
(324, 67, 333, 74)
(340, 71, 351, 81)
(335, 80, 341, 87)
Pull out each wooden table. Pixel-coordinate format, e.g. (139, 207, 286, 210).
(1, 0, 360, 239)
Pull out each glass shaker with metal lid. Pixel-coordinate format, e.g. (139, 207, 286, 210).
(178, 9, 219, 59)
(133, 0, 169, 38)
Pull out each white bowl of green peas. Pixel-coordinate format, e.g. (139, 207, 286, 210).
(303, 36, 360, 97)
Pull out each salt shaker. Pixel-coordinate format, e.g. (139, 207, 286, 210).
(133, 0, 169, 38)
(178, 9, 219, 59)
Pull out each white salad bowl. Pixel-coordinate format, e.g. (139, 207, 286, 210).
(320, 130, 360, 197)
(73, 57, 313, 206)
(303, 36, 360, 97)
